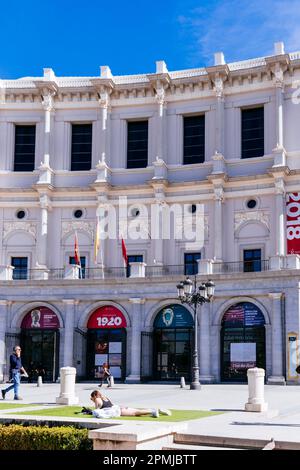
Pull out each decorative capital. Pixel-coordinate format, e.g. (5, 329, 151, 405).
(275, 178, 285, 195)
(42, 92, 55, 112)
(129, 298, 145, 304)
(214, 186, 224, 202)
(39, 194, 51, 210)
(99, 90, 111, 109)
(213, 76, 224, 98)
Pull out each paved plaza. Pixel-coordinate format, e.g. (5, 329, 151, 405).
(1, 382, 300, 445)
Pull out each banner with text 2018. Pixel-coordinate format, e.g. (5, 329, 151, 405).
(286, 193, 300, 254)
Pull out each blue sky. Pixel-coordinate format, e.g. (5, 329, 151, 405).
(1, 0, 300, 78)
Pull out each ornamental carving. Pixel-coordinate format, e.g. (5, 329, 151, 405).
(3, 222, 37, 241)
(234, 211, 270, 232)
(42, 92, 55, 111)
(61, 221, 95, 241)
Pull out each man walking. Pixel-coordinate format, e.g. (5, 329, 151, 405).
(1, 346, 25, 400)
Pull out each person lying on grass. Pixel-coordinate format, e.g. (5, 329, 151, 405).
(80, 390, 171, 419)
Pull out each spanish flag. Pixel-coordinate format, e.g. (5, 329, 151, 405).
(121, 236, 128, 267)
(74, 231, 81, 266)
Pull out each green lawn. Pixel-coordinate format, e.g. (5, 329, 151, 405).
(0, 403, 35, 410)
(11, 406, 222, 422)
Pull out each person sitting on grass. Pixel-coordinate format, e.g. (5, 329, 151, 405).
(83, 390, 171, 419)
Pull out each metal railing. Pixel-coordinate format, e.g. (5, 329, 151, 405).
(212, 260, 269, 274)
(9, 260, 271, 281)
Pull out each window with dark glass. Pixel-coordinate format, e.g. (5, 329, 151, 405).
(69, 256, 86, 279)
(184, 253, 201, 276)
(183, 115, 205, 165)
(127, 255, 143, 278)
(71, 124, 92, 171)
(243, 249, 262, 272)
(14, 125, 36, 172)
(127, 121, 148, 169)
(241, 107, 264, 159)
(11, 257, 28, 280)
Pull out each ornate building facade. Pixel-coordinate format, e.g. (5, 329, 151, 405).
(0, 42, 300, 384)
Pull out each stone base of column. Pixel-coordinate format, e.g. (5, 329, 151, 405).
(245, 402, 268, 412)
(267, 376, 286, 385)
(125, 375, 141, 384)
(56, 396, 79, 405)
(199, 375, 216, 384)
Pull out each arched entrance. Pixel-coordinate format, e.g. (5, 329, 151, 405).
(153, 304, 194, 381)
(221, 302, 266, 382)
(20, 307, 60, 382)
(86, 306, 127, 381)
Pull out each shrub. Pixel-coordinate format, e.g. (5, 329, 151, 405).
(0, 424, 93, 450)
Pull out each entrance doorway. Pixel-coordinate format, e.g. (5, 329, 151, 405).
(86, 306, 127, 381)
(153, 305, 193, 381)
(20, 307, 60, 382)
(221, 302, 266, 382)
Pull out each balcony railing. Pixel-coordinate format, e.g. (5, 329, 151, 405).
(2, 256, 300, 282)
(213, 260, 270, 274)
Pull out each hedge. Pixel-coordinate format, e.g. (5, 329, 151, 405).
(0, 424, 93, 450)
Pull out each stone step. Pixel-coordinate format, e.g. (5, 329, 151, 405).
(163, 443, 242, 451)
(174, 434, 298, 450)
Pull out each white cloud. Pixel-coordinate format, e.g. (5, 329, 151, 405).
(177, 0, 300, 67)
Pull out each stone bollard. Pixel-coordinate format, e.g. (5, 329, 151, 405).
(180, 377, 186, 388)
(56, 367, 79, 405)
(37, 376, 43, 387)
(109, 376, 114, 387)
(245, 368, 268, 412)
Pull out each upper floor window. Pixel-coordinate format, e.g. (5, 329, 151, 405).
(184, 252, 201, 276)
(71, 124, 92, 171)
(183, 115, 205, 165)
(241, 107, 264, 159)
(243, 249, 262, 272)
(69, 256, 86, 279)
(11, 257, 28, 280)
(126, 254, 143, 278)
(14, 125, 36, 172)
(127, 121, 148, 169)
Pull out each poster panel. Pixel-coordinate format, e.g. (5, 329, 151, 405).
(286, 193, 300, 254)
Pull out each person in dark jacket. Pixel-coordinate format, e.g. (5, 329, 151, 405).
(1, 346, 26, 400)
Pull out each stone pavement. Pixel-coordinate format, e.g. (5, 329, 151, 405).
(1, 382, 300, 444)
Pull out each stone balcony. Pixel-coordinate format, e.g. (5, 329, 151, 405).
(1, 255, 300, 282)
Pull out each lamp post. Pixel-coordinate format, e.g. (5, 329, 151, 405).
(176, 277, 215, 390)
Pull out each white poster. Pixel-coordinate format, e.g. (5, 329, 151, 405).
(230, 343, 256, 362)
(95, 354, 108, 366)
(109, 342, 122, 354)
(110, 366, 121, 378)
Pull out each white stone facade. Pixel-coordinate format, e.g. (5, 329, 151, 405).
(0, 42, 300, 384)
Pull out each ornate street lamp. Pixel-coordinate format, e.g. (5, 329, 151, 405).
(176, 277, 215, 390)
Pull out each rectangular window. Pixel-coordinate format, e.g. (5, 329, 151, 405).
(14, 125, 36, 172)
(127, 254, 143, 278)
(11, 257, 28, 280)
(69, 256, 86, 279)
(127, 121, 148, 169)
(243, 249, 262, 272)
(183, 115, 205, 165)
(71, 123, 92, 171)
(184, 253, 201, 276)
(241, 107, 264, 159)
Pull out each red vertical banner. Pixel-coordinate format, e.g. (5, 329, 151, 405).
(286, 193, 300, 254)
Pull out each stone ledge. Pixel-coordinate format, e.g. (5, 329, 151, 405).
(89, 422, 188, 450)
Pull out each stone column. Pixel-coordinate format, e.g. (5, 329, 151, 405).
(62, 300, 76, 368)
(213, 186, 224, 261)
(99, 90, 111, 164)
(36, 91, 55, 185)
(155, 86, 167, 163)
(199, 302, 215, 383)
(151, 185, 166, 271)
(275, 178, 286, 258)
(267, 293, 286, 385)
(36, 194, 51, 270)
(0, 300, 8, 381)
(126, 298, 145, 383)
(214, 78, 225, 155)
